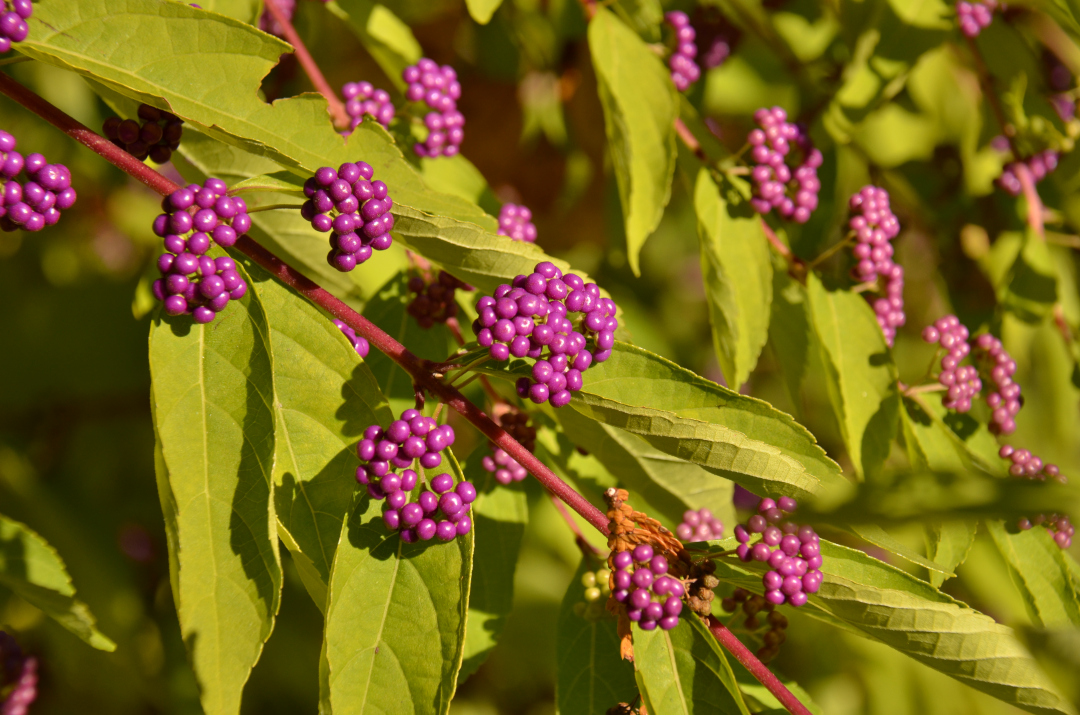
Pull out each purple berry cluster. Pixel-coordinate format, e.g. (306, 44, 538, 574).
(611, 544, 685, 631)
(998, 445, 1063, 482)
(403, 58, 465, 158)
(703, 36, 731, 70)
(734, 497, 822, 607)
(0, 131, 77, 233)
(848, 186, 905, 346)
(675, 508, 724, 541)
(153, 253, 248, 324)
(972, 332, 1021, 434)
(0, 632, 37, 715)
(922, 317, 981, 413)
(747, 107, 822, 224)
(997, 150, 1059, 197)
(481, 410, 535, 485)
(407, 271, 471, 328)
(664, 12, 700, 92)
(0, 0, 31, 53)
(342, 81, 396, 130)
(497, 203, 537, 243)
(332, 319, 370, 358)
(103, 105, 184, 164)
(258, 0, 294, 37)
(957, 0, 1000, 38)
(1018, 512, 1074, 549)
(301, 162, 395, 272)
(472, 261, 617, 409)
(354, 412, 475, 543)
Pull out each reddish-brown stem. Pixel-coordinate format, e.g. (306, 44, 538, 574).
(675, 117, 708, 163)
(706, 616, 814, 715)
(262, 0, 349, 130)
(551, 495, 602, 557)
(1013, 163, 1046, 239)
(0, 71, 608, 536)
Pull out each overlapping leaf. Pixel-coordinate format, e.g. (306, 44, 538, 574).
(322, 455, 473, 715)
(149, 254, 281, 715)
(0, 514, 115, 651)
(693, 170, 772, 390)
(589, 8, 677, 275)
(988, 521, 1080, 629)
(329, 0, 422, 87)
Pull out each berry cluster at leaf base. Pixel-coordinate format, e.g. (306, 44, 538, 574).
(676, 508, 724, 541)
(997, 150, 1059, 196)
(611, 544, 685, 631)
(103, 104, 184, 164)
(664, 12, 700, 91)
(0, 631, 37, 715)
(735, 496, 821, 607)
(473, 261, 618, 409)
(301, 162, 394, 272)
(572, 567, 613, 621)
(848, 186, 905, 345)
(481, 409, 536, 485)
(719, 590, 790, 663)
(332, 319, 370, 358)
(0, 0, 31, 53)
(957, 0, 1001, 38)
(747, 107, 822, 224)
(407, 270, 472, 328)
(342, 81, 396, 130)
(497, 203, 537, 242)
(403, 58, 465, 158)
(0, 130, 77, 232)
(151, 179, 251, 323)
(922, 316, 981, 413)
(355, 412, 474, 543)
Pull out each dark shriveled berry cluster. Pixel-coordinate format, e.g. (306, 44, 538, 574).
(735, 497, 822, 607)
(403, 58, 465, 158)
(0, 0, 31, 53)
(342, 81, 396, 130)
(611, 545, 685, 631)
(849, 186, 905, 345)
(103, 104, 184, 164)
(720, 590, 790, 663)
(473, 261, 617, 408)
(301, 162, 395, 272)
(664, 12, 700, 91)
(676, 508, 724, 541)
(747, 107, 822, 224)
(407, 270, 472, 329)
(0, 130, 77, 233)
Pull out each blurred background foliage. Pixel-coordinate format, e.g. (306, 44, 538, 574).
(1, 0, 1079, 713)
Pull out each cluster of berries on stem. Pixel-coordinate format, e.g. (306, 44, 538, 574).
(103, 104, 184, 164)
(355, 411, 475, 543)
(734, 496, 822, 607)
(573, 566, 613, 621)
(664, 12, 700, 91)
(342, 81, 396, 130)
(0, 130, 77, 233)
(151, 180, 251, 323)
(676, 508, 724, 541)
(997, 150, 1059, 197)
(848, 186, 905, 345)
(719, 590, 790, 664)
(481, 408, 536, 485)
(497, 203, 537, 243)
(301, 162, 394, 272)
(473, 261, 618, 409)
(407, 270, 471, 329)
(0, 0, 31, 53)
(957, 0, 1001, 38)
(611, 545, 685, 631)
(403, 58, 465, 158)
(747, 107, 822, 224)
(922, 316, 981, 412)
(0, 631, 37, 715)
(332, 319, 370, 358)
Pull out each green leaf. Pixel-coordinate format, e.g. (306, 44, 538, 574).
(611, 0, 664, 41)
(806, 273, 901, 480)
(987, 521, 1080, 629)
(694, 170, 772, 389)
(361, 272, 456, 416)
(589, 7, 678, 275)
(632, 615, 750, 715)
(328, 0, 422, 87)
(847, 523, 954, 577)
(924, 520, 977, 589)
(464, 0, 504, 25)
(1001, 229, 1059, 324)
(0, 514, 115, 652)
(555, 559, 638, 715)
(566, 342, 845, 502)
(196, 0, 261, 23)
(769, 266, 812, 407)
(323, 456, 473, 715)
(554, 408, 735, 529)
(459, 449, 529, 682)
(149, 254, 281, 715)
(240, 258, 393, 610)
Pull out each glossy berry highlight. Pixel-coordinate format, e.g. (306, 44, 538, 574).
(0, 0, 31, 53)
(734, 497, 821, 607)
(342, 81, 396, 130)
(332, 319, 370, 358)
(675, 508, 724, 541)
(302, 161, 395, 272)
(665, 11, 700, 92)
(0, 130, 77, 233)
(403, 58, 465, 158)
(611, 545, 685, 631)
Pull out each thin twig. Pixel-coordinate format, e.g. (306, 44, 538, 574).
(675, 117, 708, 163)
(1013, 162, 1045, 239)
(262, 0, 349, 130)
(551, 496, 602, 557)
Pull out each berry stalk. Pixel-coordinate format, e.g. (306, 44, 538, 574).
(261, 0, 350, 130)
(0, 71, 608, 535)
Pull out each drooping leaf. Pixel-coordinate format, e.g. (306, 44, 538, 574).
(241, 257, 392, 610)
(564, 342, 845, 502)
(632, 615, 750, 715)
(328, 0, 423, 87)
(987, 521, 1080, 629)
(149, 254, 281, 715)
(323, 455, 473, 715)
(463, 0, 504, 25)
(806, 273, 901, 480)
(589, 7, 678, 275)
(0, 514, 115, 652)
(555, 559, 638, 715)
(694, 170, 772, 390)
(458, 449, 528, 682)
